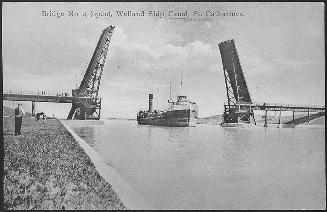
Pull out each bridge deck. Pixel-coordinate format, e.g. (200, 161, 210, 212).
(227, 102, 325, 112)
(3, 93, 97, 103)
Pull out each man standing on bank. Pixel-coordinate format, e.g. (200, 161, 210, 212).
(14, 103, 25, 136)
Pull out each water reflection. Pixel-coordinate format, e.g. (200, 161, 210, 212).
(143, 125, 191, 166)
(144, 125, 190, 141)
(222, 127, 240, 137)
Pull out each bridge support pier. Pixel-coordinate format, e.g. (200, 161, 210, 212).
(292, 110, 295, 127)
(32, 101, 35, 116)
(80, 104, 86, 120)
(277, 108, 282, 128)
(307, 109, 310, 123)
(264, 109, 268, 127)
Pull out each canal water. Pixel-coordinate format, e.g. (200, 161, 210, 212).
(69, 120, 325, 210)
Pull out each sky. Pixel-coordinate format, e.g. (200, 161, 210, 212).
(2, 2, 325, 119)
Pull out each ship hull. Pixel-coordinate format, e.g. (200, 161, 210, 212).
(137, 109, 197, 127)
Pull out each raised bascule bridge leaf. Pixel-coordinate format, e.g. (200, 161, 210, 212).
(218, 39, 255, 124)
(67, 26, 115, 120)
(218, 39, 325, 126)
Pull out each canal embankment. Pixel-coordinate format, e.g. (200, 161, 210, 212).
(3, 107, 126, 210)
(61, 120, 154, 210)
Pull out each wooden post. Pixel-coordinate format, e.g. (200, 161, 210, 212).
(31, 101, 35, 116)
(277, 108, 282, 128)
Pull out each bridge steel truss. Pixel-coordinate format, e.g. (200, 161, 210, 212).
(67, 25, 115, 120)
(218, 39, 325, 125)
(3, 26, 115, 120)
(219, 39, 255, 124)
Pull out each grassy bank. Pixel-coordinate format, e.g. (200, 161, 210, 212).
(3, 107, 126, 210)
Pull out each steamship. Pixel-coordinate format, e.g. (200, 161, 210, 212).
(137, 94, 198, 127)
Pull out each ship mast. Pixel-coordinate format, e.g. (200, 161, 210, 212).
(169, 82, 172, 101)
(180, 71, 183, 96)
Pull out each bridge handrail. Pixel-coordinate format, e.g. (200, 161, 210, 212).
(259, 102, 325, 109)
(224, 101, 325, 109)
(3, 90, 71, 97)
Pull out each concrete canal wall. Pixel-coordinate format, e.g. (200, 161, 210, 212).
(61, 120, 154, 210)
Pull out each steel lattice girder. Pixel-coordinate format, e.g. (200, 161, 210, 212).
(219, 39, 252, 104)
(67, 26, 115, 120)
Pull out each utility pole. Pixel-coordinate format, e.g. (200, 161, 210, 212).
(256, 84, 259, 102)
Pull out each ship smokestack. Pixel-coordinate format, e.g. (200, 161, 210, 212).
(149, 94, 153, 112)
